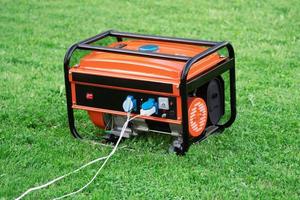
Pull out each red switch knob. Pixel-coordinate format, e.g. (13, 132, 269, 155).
(86, 93, 93, 100)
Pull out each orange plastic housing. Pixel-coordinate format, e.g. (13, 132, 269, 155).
(69, 39, 226, 125)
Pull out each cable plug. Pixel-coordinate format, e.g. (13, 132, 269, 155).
(140, 106, 156, 116)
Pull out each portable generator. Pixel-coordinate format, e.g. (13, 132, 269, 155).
(63, 30, 236, 154)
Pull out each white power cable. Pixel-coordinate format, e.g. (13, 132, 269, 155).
(52, 113, 139, 200)
(15, 155, 108, 200)
(15, 112, 141, 200)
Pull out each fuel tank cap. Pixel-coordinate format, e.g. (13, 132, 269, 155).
(139, 44, 159, 52)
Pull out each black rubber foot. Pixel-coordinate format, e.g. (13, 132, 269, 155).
(103, 134, 121, 145)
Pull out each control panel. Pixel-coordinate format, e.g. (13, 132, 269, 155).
(75, 84, 177, 120)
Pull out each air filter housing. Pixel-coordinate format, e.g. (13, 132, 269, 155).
(196, 77, 225, 125)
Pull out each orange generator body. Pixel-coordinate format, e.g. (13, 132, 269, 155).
(64, 30, 236, 154)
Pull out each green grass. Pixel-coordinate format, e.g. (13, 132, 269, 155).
(0, 0, 299, 199)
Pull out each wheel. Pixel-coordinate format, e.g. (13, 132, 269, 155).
(169, 139, 185, 155)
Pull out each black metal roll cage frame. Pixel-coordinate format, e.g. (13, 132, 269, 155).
(64, 30, 236, 154)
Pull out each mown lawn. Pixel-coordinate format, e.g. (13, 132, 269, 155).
(0, 0, 299, 199)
